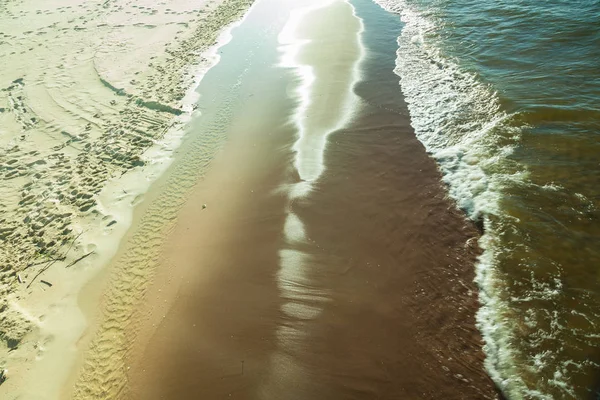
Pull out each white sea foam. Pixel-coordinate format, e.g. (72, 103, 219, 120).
(370, 0, 597, 397)
(369, 0, 541, 397)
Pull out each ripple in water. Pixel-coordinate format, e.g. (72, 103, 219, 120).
(371, 0, 600, 398)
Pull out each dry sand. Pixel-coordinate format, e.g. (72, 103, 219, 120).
(0, 0, 254, 398)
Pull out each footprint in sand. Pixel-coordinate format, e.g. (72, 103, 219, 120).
(35, 334, 56, 359)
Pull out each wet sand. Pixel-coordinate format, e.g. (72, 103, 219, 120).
(123, 0, 499, 399)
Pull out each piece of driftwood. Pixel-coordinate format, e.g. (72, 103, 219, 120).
(64, 251, 94, 268)
(26, 256, 64, 269)
(27, 257, 61, 289)
(26, 233, 83, 288)
(63, 232, 83, 256)
(25, 232, 82, 270)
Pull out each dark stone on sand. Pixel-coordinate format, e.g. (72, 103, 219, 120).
(474, 215, 485, 234)
(135, 98, 183, 115)
(130, 158, 145, 167)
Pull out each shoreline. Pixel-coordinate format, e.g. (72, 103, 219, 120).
(125, 0, 500, 398)
(0, 0, 255, 398)
(66, 2, 266, 396)
(1, 0, 502, 398)
(63, 17, 255, 399)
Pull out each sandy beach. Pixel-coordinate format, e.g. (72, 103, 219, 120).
(0, 0, 253, 398)
(2, 0, 503, 398)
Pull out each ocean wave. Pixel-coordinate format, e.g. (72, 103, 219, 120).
(370, 0, 600, 398)
(369, 0, 541, 398)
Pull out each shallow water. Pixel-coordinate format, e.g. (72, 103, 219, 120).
(123, 0, 497, 398)
(373, 0, 600, 398)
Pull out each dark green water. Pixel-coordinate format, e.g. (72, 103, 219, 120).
(372, 0, 600, 398)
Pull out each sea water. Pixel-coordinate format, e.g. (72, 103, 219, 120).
(372, 0, 600, 398)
